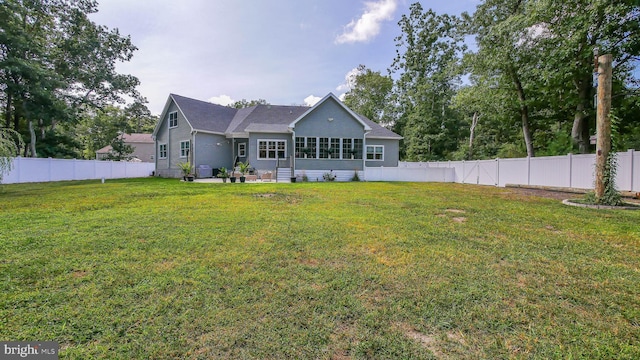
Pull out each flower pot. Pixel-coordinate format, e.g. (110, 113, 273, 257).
(290, 177, 297, 183)
(230, 177, 236, 183)
(187, 175, 194, 182)
(222, 178, 227, 183)
(240, 176, 246, 183)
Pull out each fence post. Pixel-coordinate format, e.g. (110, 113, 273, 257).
(48, 158, 53, 182)
(629, 149, 635, 192)
(462, 160, 465, 184)
(476, 160, 480, 184)
(495, 158, 499, 186)
(568, 153, 573, 188)
(527, 156, 531, 185)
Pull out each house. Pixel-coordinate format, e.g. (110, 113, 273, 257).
(152, 93, 402, 181)
(96, 133, 155, 162)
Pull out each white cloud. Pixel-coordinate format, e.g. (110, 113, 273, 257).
(208, 94, 235, 106)
(304, 95, 322, 106)
(336, 67, 363, 92)
(335, 0, 398, 44)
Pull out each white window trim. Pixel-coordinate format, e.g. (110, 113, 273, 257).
(257, 139, 287, 160)
(179, 140, 190, 158)
(168, 111, 178, 128)
(238, 143, 246, 157)
(366, 145, 384, 161)
(159, 143, 167, 159)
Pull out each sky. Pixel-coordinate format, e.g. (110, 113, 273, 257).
(90, 0, 480, 115)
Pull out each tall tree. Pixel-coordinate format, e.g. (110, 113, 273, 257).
(342, 64, 393, 124)
(0, 0, 140, 157)
(530, 0, 640, 153)
(390, 3, 466, 160)
(464, 0, 542, 157)
(231, 99, 269, 109)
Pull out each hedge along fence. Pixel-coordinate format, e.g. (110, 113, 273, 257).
(1, 157, 155, 184)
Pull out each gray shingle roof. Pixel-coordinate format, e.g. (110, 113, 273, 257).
(228, 105, 309, 134)
(171, 94, 237, 133)
(169, 94, 401, 139)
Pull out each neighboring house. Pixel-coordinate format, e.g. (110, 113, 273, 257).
(96, 133, 155, 162)
(152, 93, 402, 180)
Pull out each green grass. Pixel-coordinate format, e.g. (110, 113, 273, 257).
(1, 178, 639, 359)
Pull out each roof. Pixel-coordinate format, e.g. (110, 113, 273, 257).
(171, 93, 237, 134)
(160, 93, 401, 140)
(96, 145, 112, 154)
(122, 133, 153, 143)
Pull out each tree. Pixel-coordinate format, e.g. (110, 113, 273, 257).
(0, 127, 24, 182)
(342, 65, 393, 124)
(463, 0, 543, 157)
(390, 3, 467, 160)
(531, 0, 640, 154)
(231, 99, 269, 109)
(105, 132, 134, 161)
(0, 0, 140, 157)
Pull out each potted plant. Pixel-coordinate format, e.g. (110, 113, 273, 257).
(302, 147, 313, 158)
(217, 167, 229, 183)
(177, 161, 193, 181)
(238, 161, 250, 183)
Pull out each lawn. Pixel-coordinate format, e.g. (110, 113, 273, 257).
(1, 178, 639, 359)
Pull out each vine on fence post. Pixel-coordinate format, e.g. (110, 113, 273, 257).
(585, 112, 622, 206)
(0, 128, 25, 184)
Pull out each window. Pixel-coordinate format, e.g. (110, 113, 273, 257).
(159, 144, 167, 159)
(295, 137, 305, 158)
(353, 139, 363, 159)
(342, 139, 352, 159)
(258, 140, 286, 159)
(168, 112, 178, 128)
(366, 145, 384, 160)
(306, 137, 316, 159)
(319, 137, 329, 159)
(238, 143, 246, 157)
(330, 138, 340, 158)
(180, 140, 190, 158)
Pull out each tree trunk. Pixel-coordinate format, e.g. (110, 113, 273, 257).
(5, 92, 12, 128)
(469, 112, 478, 158)
(28, 120, 37, 158)
(511, 70, 535, 157)
(595, 54, 612, 201)
(571, 75, 592, 153)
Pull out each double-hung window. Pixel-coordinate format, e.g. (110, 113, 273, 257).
(238, 143, 246, 158)
(159, 144, 167, 159)
(168, 112, 178, 128)
(258, 140, 286, 159)
(180, 140, 190, 158)
(366, 145, 384, 160)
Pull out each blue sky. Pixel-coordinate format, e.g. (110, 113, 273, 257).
(91, 0, 479, 114)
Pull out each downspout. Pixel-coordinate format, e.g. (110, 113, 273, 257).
(291, 128, 296, 176)
(192, 131, 197, 170)
(363, 130, 370, 174)
(152, 134, 157, 176)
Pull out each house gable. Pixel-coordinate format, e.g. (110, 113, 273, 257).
(290, 93, 370, 138)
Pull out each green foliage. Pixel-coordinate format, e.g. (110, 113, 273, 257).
(342, 65, 393, 124)
(217, 167, 229, 178)
(351, 171, 360, 182)
(104, 134, 134, 161)
(390, 3, 467, 161)
(237, 161, 250, 175)
(0, 127, 24, 181)
(1, 179, 639, 358)
(1, 0, 142, 157)
(176, 161, 192, 176)
(231, 99, 269, 109)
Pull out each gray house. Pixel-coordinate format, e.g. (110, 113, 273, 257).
(152, 93, 402, 181)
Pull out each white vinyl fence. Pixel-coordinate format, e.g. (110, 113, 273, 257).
(1, 157, 155, 184)
(410, 149, 639, 192)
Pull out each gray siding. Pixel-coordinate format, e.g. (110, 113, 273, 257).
(293, 98, 365, 138)
(194, 133, 233, 171)
(155, 101, 194, 177)
(295, 158, 363, 171)
(248, 133, 292, 172)
(365, 138, 400, 167)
